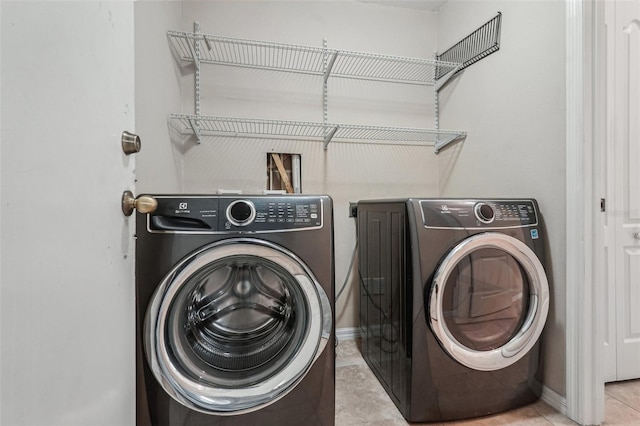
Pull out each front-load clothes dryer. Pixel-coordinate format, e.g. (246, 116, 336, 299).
(135, 195, 335, 426)
(357, 198, 549, 423)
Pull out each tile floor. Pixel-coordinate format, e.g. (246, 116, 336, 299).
(334, 338, 640, 425)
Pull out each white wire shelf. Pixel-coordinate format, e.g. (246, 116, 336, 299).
(167, 31, 461, 86)
(169, 114, 466, 152)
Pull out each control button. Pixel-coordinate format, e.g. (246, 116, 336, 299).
(226, 200, 256, 226)
(474, 202, 495, 224)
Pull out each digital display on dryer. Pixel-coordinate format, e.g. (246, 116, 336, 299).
(493, 202, 537, 225)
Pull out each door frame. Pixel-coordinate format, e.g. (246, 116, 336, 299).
(566, 0, 607, 424)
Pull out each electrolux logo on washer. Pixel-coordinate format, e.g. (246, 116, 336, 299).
(175, 202, 190, 214)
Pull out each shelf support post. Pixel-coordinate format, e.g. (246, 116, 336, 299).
(323, 39, 329, 132)
(322, 38, 336, 150)
(193, 22, 202, 143)
(434, 78, 440, 131)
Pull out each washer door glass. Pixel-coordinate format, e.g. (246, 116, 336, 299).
(428, 233, 549, 371)
(144, 239, 332, 415)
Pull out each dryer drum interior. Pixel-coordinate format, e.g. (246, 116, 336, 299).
(440, 249, 529, 350)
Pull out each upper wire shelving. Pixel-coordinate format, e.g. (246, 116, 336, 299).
(166, 25, 474, 151)
(167, 31, 461, 86)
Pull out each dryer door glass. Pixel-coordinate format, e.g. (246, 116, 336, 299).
(144, 239, 332, 415)
(428, 233, 549, 371)
(442, 249, 529, 351)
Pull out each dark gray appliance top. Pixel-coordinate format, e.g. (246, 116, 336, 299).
(145, 195, 327, 233)
(417, 199, 539, 229)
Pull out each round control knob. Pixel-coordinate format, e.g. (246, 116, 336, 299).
(226, 200, 256, 226)
(474, 203, 495, 224)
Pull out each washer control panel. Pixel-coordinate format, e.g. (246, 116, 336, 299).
(147, 196, 324, 233)
(420, 199, 538, 229)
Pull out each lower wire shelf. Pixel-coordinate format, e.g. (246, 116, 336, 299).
(169, 113, 466, 152)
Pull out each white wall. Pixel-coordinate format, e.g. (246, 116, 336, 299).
(135, 1, 443, 328)
(437, 1, 567, 398)
(1, 2, 136, 424)
(135, 1, 183, 194)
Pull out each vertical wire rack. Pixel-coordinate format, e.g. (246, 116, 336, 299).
(435, 12, 502, 80)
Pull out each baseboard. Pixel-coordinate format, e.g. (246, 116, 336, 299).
(335, 327, 362, 341)
(541, 385, 567, 415)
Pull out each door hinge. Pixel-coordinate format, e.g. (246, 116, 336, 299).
(600, 198, 606, 212)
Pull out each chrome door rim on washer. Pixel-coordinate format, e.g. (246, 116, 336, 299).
(144, 238, 332, 415)
(428, 232, 549, 371)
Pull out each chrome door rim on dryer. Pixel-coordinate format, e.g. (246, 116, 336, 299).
(144, 238, 332, 415)
(428, 232, 550, 371)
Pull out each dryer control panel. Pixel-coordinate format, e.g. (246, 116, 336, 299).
(419, 199, 538, 229)
(146, 195, 324, 233)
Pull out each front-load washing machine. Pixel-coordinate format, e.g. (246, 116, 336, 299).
(135, 195, 334, 426)
(357, 198, 549, 422)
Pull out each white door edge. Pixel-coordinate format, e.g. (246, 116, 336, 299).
(565, 0, 606, 424)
